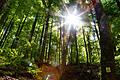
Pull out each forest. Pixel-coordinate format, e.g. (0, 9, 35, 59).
(0, 0, 120, 80)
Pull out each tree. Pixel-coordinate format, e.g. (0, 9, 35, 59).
(92, 0, 116, 80)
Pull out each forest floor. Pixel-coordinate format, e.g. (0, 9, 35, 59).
(0, 67, 35, 80)
(0, 63, 99, 80)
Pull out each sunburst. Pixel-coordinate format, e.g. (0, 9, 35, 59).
(55, 4, 88, 33)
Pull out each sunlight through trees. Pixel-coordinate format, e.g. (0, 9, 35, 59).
(0, 0, 120, 80)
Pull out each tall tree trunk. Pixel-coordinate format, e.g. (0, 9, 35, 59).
(17, 16, 27, 36)
(47, 19, 53, 63)
(36, 25, 45, 66)
(39, 10, 51, 65)
(0, 17, 14, 47)
(29, 12, 38, 42)
(82, 26, 89, 64)
(39, 0, 52, 62)
(0, 17, 8, 39)
(61, 26, 67, 73)
(92, 0, 116, 80)
(67, 34, 72, 64)
(74, 31, 79, 64)
(38, 17, 45, 51)
(1, 21, 14, 48)
(59, 27, 62, 64)
(87, 33, 92, 63)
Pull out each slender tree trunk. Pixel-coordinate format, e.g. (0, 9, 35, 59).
(0, 17, 8, 39)
(38, 19, 45, 51)
(0, 17, 14, 47)
(17, 16, 27, 57)
(36, 16, 45, 66)
(59, 27, 62, 64)
(40, 10, 50, 65)
(17, 16, 27, 36)
(47, 19, 53, 63)
(61, 26, 67, 68)
(70, 43, 73, 64)
(29, 12, 38, 42)
(40, 2, 53, 59)
(87, 33, 92, 63)
(82, 26, 89, 64)
(1, 21, 14, 48)
(92, 0, 116, 80)
(67, 34, 71, 64)
(74, 31, 79, 64)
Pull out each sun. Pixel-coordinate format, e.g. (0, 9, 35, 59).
(64, 10, 82, 29)
(57, 4, 85, 32)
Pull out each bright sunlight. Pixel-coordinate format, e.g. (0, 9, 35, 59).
(56, 4, 87, 33)
(64, 9, 82, 29)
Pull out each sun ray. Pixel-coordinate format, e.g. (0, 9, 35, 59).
(55, 3, 89, 34)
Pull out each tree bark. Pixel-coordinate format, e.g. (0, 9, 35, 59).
(92, 0, 116, 80)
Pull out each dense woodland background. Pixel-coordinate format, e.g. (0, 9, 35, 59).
(0, 0, 120, 80)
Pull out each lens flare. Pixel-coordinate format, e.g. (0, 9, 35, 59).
(57, 4, 86, 32)
(64, 11, 82, 29)
(55, 4, 89, 34)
